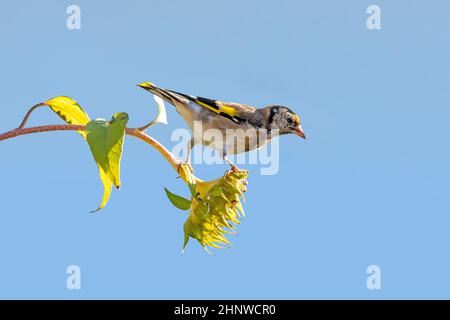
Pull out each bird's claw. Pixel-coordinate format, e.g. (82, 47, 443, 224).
(177, 162, 194, 178)
(230, 164, 240, 172)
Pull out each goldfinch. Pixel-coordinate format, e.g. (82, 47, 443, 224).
(138, 82, 305, 169)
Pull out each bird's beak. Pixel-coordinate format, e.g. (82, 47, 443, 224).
(293, 125, 306, 139)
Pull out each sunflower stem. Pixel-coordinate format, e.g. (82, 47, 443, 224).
(0, 123, 188, 181)
(17, 103, 46, 129)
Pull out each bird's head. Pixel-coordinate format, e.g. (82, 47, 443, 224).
(268, 105, 306, 138)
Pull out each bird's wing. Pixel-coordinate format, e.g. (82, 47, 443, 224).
(170, 91, 256, 123)
(137, 83, 257, 123)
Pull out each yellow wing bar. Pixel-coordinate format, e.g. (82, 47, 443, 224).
(195, 98, 238, 118)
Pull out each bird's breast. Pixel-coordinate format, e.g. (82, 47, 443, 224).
(175, 101, 270, 154)
(201, 127, 270, 154)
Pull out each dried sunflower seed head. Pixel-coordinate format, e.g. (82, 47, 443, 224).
(182, 169, 248, 253)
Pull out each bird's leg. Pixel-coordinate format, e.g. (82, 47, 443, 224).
(185, 138, 194, 165)
(178, 138, 194, 174)
(221, 146, 240, 172)
(225, 157, 239, 172)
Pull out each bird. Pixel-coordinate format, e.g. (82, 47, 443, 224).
(137, 82, 306, 170)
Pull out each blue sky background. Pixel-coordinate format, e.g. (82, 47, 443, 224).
(0, 0, 449, 299)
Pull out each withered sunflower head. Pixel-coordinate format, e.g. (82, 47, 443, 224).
(182, 168, 248, 253)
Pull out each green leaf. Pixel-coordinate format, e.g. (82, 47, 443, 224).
(85, 112, 129, 212)
(44, 96, 90, 137)
(188, 183, 197, 198)
(97, 168, 113, 213)
(164, 188, 191, 210)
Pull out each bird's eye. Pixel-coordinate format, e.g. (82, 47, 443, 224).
(287, 118, 293, 124)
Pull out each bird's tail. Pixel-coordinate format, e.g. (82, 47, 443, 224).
(137, 82, 186, 106)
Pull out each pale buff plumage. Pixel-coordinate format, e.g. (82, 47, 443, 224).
(138, 82, 305, 169)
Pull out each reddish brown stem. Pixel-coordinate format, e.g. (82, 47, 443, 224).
(17, 103, 46, 129)
(0, 124, 182, 173)
(125, 128, 181, 172)
(0, 124, 84, 141)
